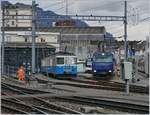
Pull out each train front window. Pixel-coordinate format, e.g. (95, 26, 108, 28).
(66, 57, 77, 64)
(72, 58, 77, 64)
(56, 57, 64, 64)
(93, 55, 113, 62)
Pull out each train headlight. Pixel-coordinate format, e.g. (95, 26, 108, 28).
(109, 70, 112, 72)
(94, 70, 96, 72)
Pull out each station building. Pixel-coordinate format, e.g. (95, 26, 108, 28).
(3, 27, 106, 68)
(40, 27, 106, 61)
(1, 1, 111, 72)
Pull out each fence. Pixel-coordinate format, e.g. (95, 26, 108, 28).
(4, 65, 19, 78)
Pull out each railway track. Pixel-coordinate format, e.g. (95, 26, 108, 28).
(19, 97, 81, 114)
(2, 78, 148, 114)
(2, 84, 22, 95)
(2, 96, 67, 114)
(55, 96, 149, 114)
(1, 82, 81, 114)
(35, 75, 149, 94)
(71, 77, 149, 94)
(2, 104, 28, 114)
(2, 82, 52, 94)
(2, 98, 46, 114)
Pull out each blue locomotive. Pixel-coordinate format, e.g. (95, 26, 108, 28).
(40, 52, 77, 78)
(92, 51, 115, 76)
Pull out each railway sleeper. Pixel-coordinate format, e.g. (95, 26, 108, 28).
(1, 104, 28, 114)
(33, 97, 82, 114)
(73, 96, 149, 113)
(56, 96, 149, 114)
(2, 82, 51, 94)
(33, 105, 66, 114)
(2, 99, 46, 114)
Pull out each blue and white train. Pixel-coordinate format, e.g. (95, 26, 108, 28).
(40, 52, 77, 78)
(92, 51, 115, 76)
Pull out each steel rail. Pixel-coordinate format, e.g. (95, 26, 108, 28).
(2, 94, 67, 114)
(38, 74, 148, 94)
(55, 96, 149, 114)
(71, 77, 149, 94)
(2, 89, 66, 114)
(2, 82, 52, 94)
(32, 105, 65, 114)
(2, 83, 26, 95)
(36, 76, 148, 94)
(1, 104, 28, 114)
(2, 99, 46, 114)
(2, 81, 81, 114)
(25, 97, 82, 114)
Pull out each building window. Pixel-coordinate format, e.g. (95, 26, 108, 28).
(25, 38, 28, 42)
(16, 12, 18, 22)
(12, 21, 15, 25)
(40, 38, 45, 42)
(6, 10, 8, 14)
(6, 24, 9, 27)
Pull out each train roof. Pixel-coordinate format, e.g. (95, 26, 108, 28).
(93, 51, 113, 56)
(42, 51, 76, 60)
(54, 51, 76, 56)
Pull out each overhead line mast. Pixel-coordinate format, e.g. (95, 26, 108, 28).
(66, 0, 68, 16)
(31, 0, 38, 73)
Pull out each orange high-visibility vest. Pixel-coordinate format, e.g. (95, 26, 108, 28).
(17, 68, 25, 81)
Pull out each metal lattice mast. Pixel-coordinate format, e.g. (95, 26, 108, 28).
(1, 7, 5, 75)
(66, 0, 68, 16)
(32, 1, 37, 73)
(124, 0, 128, 61)
(124, 1, 130, 95)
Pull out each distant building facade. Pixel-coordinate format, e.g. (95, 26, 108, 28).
(1, 1, 112, 70)
(3, 2, 32, 28)
(42, 27, 106, 61)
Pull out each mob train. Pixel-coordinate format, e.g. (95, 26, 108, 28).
(40, 52, 77, 78)
(92, 51, 115, 76)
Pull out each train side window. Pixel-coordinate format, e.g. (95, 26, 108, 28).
(56, 57, 64, 65)
(74, 58, 77, 64)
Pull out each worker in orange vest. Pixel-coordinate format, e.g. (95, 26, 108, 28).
(17, 66, 25, 81)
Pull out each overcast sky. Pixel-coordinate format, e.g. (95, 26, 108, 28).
(0, 0, 150, 41)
